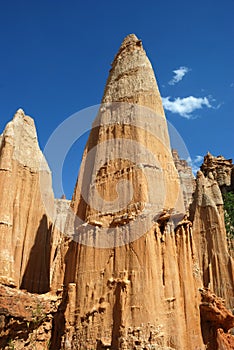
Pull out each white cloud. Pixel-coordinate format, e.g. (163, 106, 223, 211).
(187, 155, 204, 175)
(162, 96, 212, 119)
(194, 155, 204, 163)
(230, 82, 234, 88)
(169, 66, 190, 85)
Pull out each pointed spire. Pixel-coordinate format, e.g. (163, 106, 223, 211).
(102, 34, 165, 117)
(58, 35, 205, 350)
(74, 33, 184, 229)
(13, 108, 25, 119)
(119, 33, 140, 45)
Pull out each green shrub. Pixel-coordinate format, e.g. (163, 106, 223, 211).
(223, 191, 234, 239)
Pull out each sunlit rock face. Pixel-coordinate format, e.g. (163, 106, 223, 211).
(57, 34, 206, 350)
(50, 198, 71, 291)
(0, 109, 54, 293)
(200, 288, 234, 350)
(201, 152, 233, 191)
(191, 169, 234, 309)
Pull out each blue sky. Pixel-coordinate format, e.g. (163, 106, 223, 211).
(0, 0, 233, 198)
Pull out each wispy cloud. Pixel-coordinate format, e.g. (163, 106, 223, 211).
(169, 66, 190, 85)
(162, 96, 212, 119)
(187, 155, 204, 175)
(194, 155, 204, 163)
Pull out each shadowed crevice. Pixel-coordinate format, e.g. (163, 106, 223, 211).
(20, 215, 52, 294)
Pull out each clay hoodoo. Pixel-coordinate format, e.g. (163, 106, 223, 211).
(58, 34, 205, 349)
(0, 109, 54, 293)
(191, 156, 234, 309)
(201, 152, 233, 192)
(71, 33, 184, 231)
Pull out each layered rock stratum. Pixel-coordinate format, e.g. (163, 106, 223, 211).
(0, 34, 233, 350)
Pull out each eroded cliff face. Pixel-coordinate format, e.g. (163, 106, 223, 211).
(55, 34, 206, 350)
(191, 170, 234, 308)
(172, 149, 195, 211)
(0, 284, 60, 349)
(0, 35, 234, 350)
(200, 153, 234, 257)
(58, 222, 205, 350)
(0, 109, 54, 293)
(200, 288, 234, 350)
(201, 152, 233, 192)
